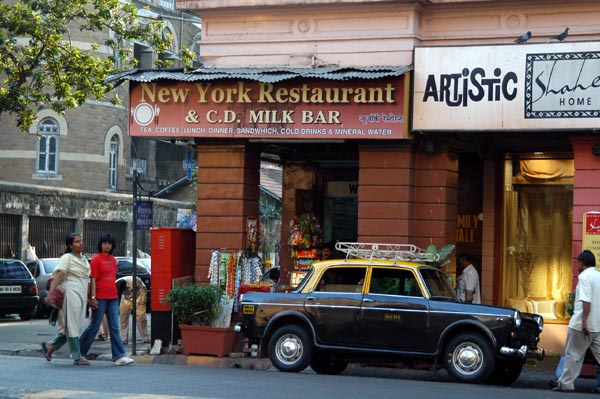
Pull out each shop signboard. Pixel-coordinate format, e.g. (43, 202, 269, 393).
(129, 76, 409, 140)
(583, 211, 600, 265)
(413, 41, 600, 131)
(326, 181, 358, 198)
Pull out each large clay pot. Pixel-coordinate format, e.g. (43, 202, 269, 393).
(179, 324, 236, 357)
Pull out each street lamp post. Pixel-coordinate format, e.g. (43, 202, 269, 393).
(131, 171, 139, 356)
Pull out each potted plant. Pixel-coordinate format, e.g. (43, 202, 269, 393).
(165, 284, 236, 357)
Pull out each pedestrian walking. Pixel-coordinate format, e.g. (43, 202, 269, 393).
(41, 233, 91, 366)
(79, 234, 134, 366)
(554, 250, 600, 392)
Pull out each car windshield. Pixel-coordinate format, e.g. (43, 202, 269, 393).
(294, 267, 313, 291)
(139, 259, 151, 271)
(0, 260, 31, 279)
(419, 268, 457, 299)
(43, 259, 60, 273)
(118, 260, 149, 275)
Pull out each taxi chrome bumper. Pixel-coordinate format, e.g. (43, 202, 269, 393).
(500, 345, 545, 360)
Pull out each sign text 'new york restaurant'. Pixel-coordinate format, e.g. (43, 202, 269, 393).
(128, 77, 407, 139)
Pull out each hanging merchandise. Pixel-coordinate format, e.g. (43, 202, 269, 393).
(246, 217, 258, 253)
(207, 249, 266, 312)
(288, 213, 323, 270)
(234, 257, 265, 312)
(208, 250, 220, 286)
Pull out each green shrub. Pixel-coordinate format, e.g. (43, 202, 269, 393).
(165, 284, 224, 326)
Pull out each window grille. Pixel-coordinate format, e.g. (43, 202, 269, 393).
(109, 136, 119, 189)
(37, 118, 59, 174)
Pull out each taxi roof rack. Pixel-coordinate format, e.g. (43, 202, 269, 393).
(335, 242, 440, 264)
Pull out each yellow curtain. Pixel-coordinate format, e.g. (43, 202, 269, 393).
(503, 185, 572, 318)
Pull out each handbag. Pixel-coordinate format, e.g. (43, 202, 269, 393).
(46, 285, 64, 309)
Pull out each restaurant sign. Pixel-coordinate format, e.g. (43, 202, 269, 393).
(413, 41, 600, 131)
(129, 76, 408, 139)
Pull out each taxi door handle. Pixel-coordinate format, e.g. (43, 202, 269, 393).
(363, 298, 374, 303)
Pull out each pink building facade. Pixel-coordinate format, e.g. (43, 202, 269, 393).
(169, 0, 600, 353)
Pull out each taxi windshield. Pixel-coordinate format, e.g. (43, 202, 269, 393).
(419, 268, 457, 300)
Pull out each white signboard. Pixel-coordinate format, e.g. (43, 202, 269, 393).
(413, 41, 600, 131)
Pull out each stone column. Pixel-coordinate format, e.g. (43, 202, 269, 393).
(195, 142, 260, 283)
(570, 136, 600, 287)
(358, 140, 458, 251)
(358, 142, 414, 244)
(411, 140, 459, 251)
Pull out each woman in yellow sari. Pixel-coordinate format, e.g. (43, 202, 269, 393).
(42, 233, 91, 365)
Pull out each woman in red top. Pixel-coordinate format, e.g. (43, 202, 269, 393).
(79, 234, 133, 366)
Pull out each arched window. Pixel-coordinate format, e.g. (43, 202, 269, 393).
(159, 27, 178, 63)
(109, 135, 119, 189)
(37, 118, 59, 174)
(192, 32, 202, 66)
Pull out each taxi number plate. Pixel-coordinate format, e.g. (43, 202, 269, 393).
(526, 358, 538, 367)
(0, 286, 22, 293)
(242, 304, 255, 315)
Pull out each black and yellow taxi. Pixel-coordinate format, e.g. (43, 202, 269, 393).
(235, 242, 545, 385)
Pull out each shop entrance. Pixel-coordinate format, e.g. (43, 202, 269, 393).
(501, 153, 573, 321)
(323, 181, 358, 244)
(263, 142, 359, 286)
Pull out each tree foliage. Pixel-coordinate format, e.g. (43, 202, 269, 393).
(0, 0, 195, 130)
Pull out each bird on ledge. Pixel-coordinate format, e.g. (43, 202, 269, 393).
(551, 27, 569, 42)
(514, 31, 532, 44)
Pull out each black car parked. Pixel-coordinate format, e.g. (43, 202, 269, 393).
(0, 259, 39, 320)
(236, 242, 545, 386)
(26, 258, 59, 317)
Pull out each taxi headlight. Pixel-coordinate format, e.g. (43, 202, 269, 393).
(533, 314, 544, 332)
(513, 310, 522, 328)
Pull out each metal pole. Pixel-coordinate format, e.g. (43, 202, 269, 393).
(132, 171, 138, 356)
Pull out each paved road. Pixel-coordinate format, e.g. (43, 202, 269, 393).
(1, 315, 598, 394)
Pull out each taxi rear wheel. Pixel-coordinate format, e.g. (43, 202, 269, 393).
(268, 325, 312, 373)
(444, 332, 494, 383)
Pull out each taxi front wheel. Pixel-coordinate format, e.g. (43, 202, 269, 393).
(444, 332, 494, 383)
(268, 325, 313, 373)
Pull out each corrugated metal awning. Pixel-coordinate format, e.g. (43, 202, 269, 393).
(107, 65, 412, 86)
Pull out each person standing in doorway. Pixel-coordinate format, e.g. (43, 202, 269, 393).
(79, 234, 134, 366)
(456, 252, 481, 304)
(41, 233, 91, 365)
(554, 250, 600, 392)
(117, 275, 150, 344)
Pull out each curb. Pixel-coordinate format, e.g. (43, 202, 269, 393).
(131, 353, 275, 370)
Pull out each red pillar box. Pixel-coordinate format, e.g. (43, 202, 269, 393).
(150, 227, 195, 347)
(151, 227, 195, 310)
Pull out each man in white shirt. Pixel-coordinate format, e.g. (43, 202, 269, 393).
(554, 250, 600, 392)
(456, 252, 481, 304)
